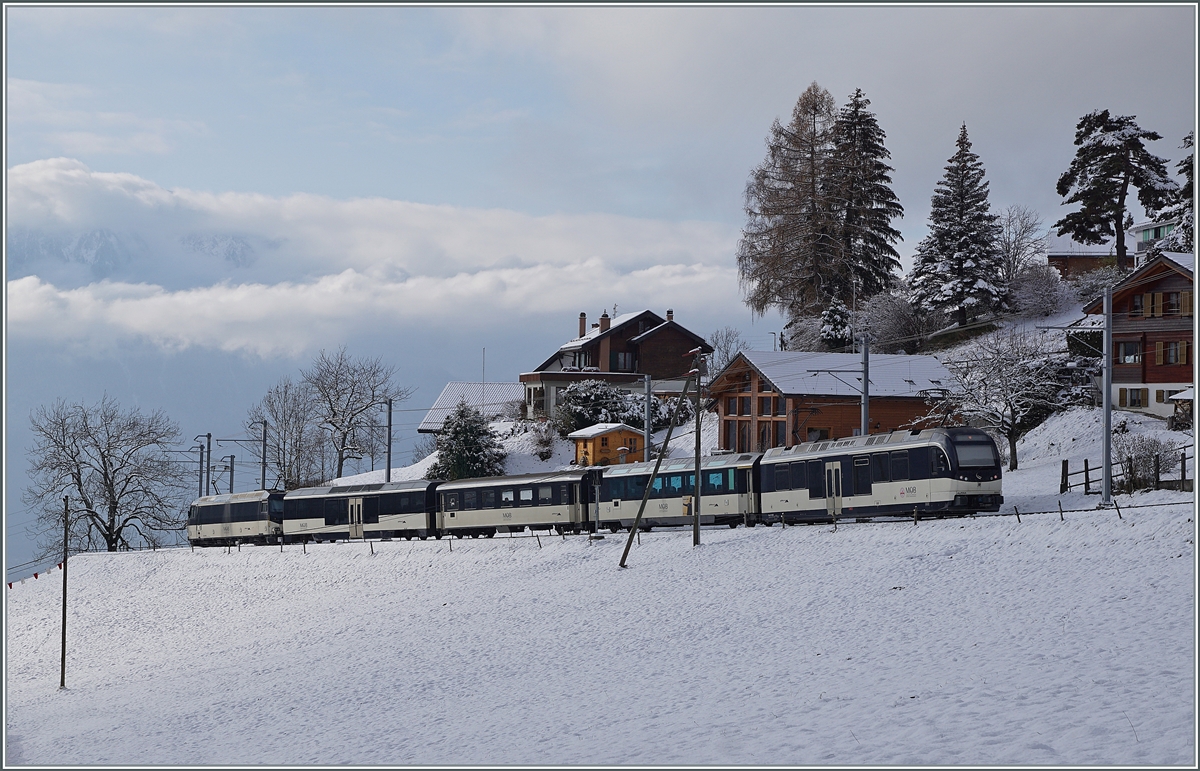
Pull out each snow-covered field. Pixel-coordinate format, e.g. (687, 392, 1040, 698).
(4, 408, 1195, 766)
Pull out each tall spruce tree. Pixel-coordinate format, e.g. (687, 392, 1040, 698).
(738, 82, 842, 319)
(426, 400, 507, 481)
(908, 124, 1004, 327)
(1151, 131, 1194, 256)
(1054, 110, 1178, 270)
(832, 88, 904, 301)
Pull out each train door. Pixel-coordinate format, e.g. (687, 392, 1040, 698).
(824, 462, 843, 519)
(348, 497, 364, 539)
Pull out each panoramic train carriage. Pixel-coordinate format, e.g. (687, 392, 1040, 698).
(187, 490, 284, 546)
(757, 427, 1002, 524)
(435, 470, 601, 538)
(282, 480, 438, 543)
(597, 453, 757, 531)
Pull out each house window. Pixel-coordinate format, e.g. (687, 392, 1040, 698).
(1128, 388, 1144, 408)
(759, 397, 772, 416)
(1117, 342, 1142, 364)
(738, 421, 751, 453)
(1129, 294, 1144, 317)
(758, 423, 771, 452)
(739, 397, 751, 416)
(726, 397, 738, 416)
(807, 428, 830, 442)
(724, 420, 737, 450)
(774, 421, 787, 447)
(601, 436, 609, 448)
(1165, 292, 1181, 316)
(616, 352, 635, 371)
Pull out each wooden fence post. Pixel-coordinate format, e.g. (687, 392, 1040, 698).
(1060, 460, 1069, 494)
(1083, 459, 1090, 494)
(1154, 454, 1161, 490)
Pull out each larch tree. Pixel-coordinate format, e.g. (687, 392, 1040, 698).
(244, 376, 328, 490)
(738, 82, 843, 320)
(24, 395, 189, 557)
(996, 204, 1049, 290)
(832, 88, 904, 301)
(426, 400, 507, 481)
(707, 326, 750, 374)
(1151, 131, 1194, 256)
(909, 124, 1004, 327)
(1054, 110, 1178, 271)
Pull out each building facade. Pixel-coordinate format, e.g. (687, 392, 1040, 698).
(566, 423, 645, 466)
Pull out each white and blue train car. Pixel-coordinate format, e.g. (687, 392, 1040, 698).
(757, 427, 1003, 524)
(187, 490, 284, 546)
(596, 453, 757, 531)
(435, 470, 601, 538)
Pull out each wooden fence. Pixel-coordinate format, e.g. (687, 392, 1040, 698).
(1060, 446, 1194, 494)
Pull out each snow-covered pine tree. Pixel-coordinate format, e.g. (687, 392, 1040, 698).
(908, 124, 1004, 327)
(831, 88, 904, 301)
(426, 400, 507, 481)
(819, 298, 853, 350)
(738, 82, 843, 320)
(1054, 110, 1179, 271)
(1151, 131, 1194, 257)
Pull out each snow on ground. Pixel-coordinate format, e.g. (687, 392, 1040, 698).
(4, 408, 1195, 766)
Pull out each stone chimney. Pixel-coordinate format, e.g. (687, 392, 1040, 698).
(666, 308, 674, 322)
(599, 311, 611, 332)
(579, 312, 587, 337)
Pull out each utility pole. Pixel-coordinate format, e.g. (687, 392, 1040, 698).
(1102, 285, 1113, 504)
(60, 496, 69, 690)
(693, 352, 705, 547)
(643, 374, 652, 462)
(260, 422, 268, 490)
(860, 333, 870, 436)
(385, 398, 393, 484)
(620, 371, 696, 568)
(195, 443, 205, 498)
(205, 433, 212, 496)
(229, 455, 235, 494)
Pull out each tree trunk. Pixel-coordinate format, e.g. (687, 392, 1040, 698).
(1008, 433, 1019, 471)
(1115, 150, 1131, 270)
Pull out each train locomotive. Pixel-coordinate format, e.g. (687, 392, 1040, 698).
(186, 426, 1002, 547)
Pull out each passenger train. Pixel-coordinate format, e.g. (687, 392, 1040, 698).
(186, 426, 1002, 547)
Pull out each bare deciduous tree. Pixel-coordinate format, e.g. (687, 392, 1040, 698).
(939, 330, 1064, 470)
(301, 347, 412, 479)
(997, 204, 1049, 288)
(24, 395, 188, 557)
(244, 376, 327, 490)
(708, 326, 750, 373)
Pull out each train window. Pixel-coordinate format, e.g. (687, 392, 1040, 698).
(650, 477, 665, 498)
(559, 484, 570, 505)
(445, 493, 460, 511)
(464, 491, 477, 510)
(931, 448, 950, 475)
(871, 454, 889, 482)
(908, 447, 930, 480)
(483, 490, 496, 508)
(538, 486, 553, 504)
(363, 497, 380, 524)
(790, 462, 806, 490)
(325, 498, 348, 526)
(703, 470, 727, 495)
(774, 464, 790, 491)
(954, 442, 998, 468)
(808, 460, 825, 498)
(853, 456, 872, 496)
(519, 488, 534, 506)
(890, 451, 909, 481)
(501, 490, 514, 507)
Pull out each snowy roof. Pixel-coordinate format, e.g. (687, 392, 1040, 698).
(566, 422, 640, 439)
(728, 350, 953, 399)
(1169, 387, 1194, 401)
(557, 312, 653, 352)
(417, 381, 525, 433)
(1045, 231, 1137, 257)
(1165, 253, 1194, 274)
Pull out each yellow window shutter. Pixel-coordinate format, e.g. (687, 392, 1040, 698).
(1141, 388, 1150, 406)
(1156, 341, 1165, 365)
(1143, 293, 1153, 316)
(1183, 291, 1193, 317)
(1182, 340, 1189, 365)
(1119, 388, 1127, 407)
(1154, 292, 1164, 316)
(1156, 389, 1165, 403)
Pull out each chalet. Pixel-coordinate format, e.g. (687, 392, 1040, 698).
(1046, 231, 1137, 279)
(707, 350, 954, 452)
(1082, 253, 1194, 418)
(417, 382, 525, 433)
(566, 423, 645, 466)
(521, 309, 712, 419)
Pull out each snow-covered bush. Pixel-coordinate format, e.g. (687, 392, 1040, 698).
(531, 420, 557, 462)
(1066, 265, 1122, 306)
(1111, 433, 1181, 491)
(553, 379, 693, 437)
(1010, 263, 1071, 317)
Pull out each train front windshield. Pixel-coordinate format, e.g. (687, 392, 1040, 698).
(953, 441, 1000, 468)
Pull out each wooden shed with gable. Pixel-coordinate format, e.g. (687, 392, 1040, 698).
(566, 423, 645, 466)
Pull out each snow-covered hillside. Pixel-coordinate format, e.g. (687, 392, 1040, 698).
(4, 407, 1194, 766)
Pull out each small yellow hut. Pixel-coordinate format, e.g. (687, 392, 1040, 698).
(567, 423, 645, 466)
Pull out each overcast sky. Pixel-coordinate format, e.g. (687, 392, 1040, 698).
(4, 5, 1195, 569)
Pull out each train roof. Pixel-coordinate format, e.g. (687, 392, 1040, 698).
(760, 427, 993, 464)
(283, 479, 437, 499)
(189, 489, 280, 506)
(602, 452, 759, 478)
(435, 470, 591, 490)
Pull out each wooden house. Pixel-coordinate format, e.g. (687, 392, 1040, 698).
(566, 423, 646, 466)
(1082, 253, 1194, 418)
(707, 350, 955, 452)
